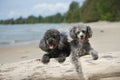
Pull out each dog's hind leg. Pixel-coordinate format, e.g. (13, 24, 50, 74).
(89, 48, 98, 60)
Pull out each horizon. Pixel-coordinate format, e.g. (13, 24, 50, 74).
(0, 0, 85, 20)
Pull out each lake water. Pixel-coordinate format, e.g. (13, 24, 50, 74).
(0, 23, 71, 47)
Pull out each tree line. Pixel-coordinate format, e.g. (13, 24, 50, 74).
(0, 13, 64, 24)
(0, 0, 120, 24)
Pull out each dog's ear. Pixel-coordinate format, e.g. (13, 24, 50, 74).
(70, 26, 77, 40)
(86, 26, 92, 38)
(58, 33, 67, 49)
(39, 38, 49, 51)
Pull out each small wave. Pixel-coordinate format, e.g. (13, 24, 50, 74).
(0, 39, 40, 47)
(0, 40, 14, 45)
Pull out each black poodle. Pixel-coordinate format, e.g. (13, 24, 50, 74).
(39, 29, 71, 64)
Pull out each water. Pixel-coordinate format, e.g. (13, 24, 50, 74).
(0, 23, 71, 47)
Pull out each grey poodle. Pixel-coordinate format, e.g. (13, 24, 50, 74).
(39, 29, 71, 64)
(70, 24, 98, 73)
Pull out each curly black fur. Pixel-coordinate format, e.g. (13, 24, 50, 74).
(39, 29, 71, 64)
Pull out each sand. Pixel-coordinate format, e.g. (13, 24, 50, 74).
(0, 21, 120, 80)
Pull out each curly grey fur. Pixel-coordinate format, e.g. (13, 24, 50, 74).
(70, 24, 98, 75)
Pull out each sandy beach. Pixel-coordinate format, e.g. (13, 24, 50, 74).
(0, 21, 120, 80)
(0, 21, 120, 64)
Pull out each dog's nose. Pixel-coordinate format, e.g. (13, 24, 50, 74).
(48, 38, 53, 43)
(80, 35, 84, 39)
(50, 40, 53, 43)
(81, 35, 84, 38)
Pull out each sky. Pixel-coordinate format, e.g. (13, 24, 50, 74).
(0, 0, 85, 20)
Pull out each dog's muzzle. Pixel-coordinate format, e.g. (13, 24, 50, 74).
(47, 38, 56, 49)
(78, 32, 85, 43)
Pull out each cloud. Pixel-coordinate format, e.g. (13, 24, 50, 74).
(6, 10, 32, 19)
(33, 2, 70, 16)
(7, 11, 16, 19)
(0, 0, 85, 20)
(5, 2, 71, 19)
(6, 10, 25, 19)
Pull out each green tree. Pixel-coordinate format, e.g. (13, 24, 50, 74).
(42, 13, 63, 23)
(53, 13, 63, 23)
(4, 18, 14, 24)
(97, 0, 114, 21)
(15, 16, 26, 24)
(64, 1, 80, 23)
(80, 0, 100, 22)
(26, 15, 38, 23)
(38, 15, 43, 22)
(112, 0, 120, 21)
(97, 0, 120, 21)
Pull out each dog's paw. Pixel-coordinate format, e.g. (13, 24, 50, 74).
(93, 54, 99, 60)
(57, 57, 66, 63)
(57, 54, 66, 63)
(89, 50, 99, 60)
(42, 54, 50, 64)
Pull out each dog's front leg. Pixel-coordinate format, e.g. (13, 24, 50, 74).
(42, 53, 50, 64)
(41, 51, 55, 64)
(71, 50, 85, 79)
(88, 48, 98, 60)
(71, 49, 81, 73)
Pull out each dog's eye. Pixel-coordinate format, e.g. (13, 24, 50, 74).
(46, 37, 49, 39)
(77, 31, 80, 34)
(53, 36, 56, 38)
(82, 30, 85, 33)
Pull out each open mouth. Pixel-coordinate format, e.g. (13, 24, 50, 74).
(79, 37, 85, 43)
(49, 44, 55, 49)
